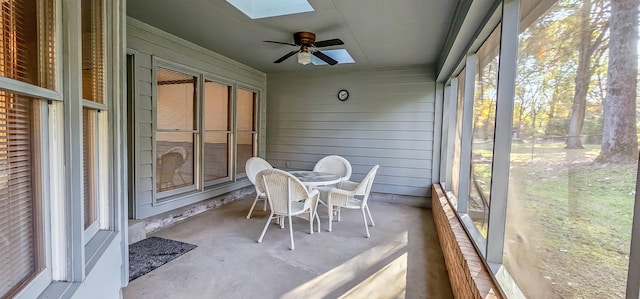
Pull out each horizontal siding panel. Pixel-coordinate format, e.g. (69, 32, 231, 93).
(269, 121, 433, 132)
(127, 22, 265, 86)
(137, 190, 153, 205)
(138, 95, 152, 110)
(372, 184, 429, 197)
(138, 164, 152, 178)
(354, 165, 431, 178)
(136, 55, 152, 68)
(138, 177, 153, 192)
(267, 153, 431, 170)
(139, 138, 152, 151)
(138, 81, 152, 97)
(268, 137, 432, 151)
(139, 150, 153, 164)
(373, 175, 430, 188)
(138, 109, 152, 124)
(139, 123, 152, 137)
(267, 102, 435, 114)
(267, 128, 433, 141)
(267, 67, 435, 196)
(269, 112, 434, 122)
(137, 66, 152, 83)
(268, 144, 430, 160)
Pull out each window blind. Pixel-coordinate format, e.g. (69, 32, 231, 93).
(0, 92, 41, 298)
(0, 0, 50, 297)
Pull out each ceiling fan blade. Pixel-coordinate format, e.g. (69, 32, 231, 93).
(312, 51, 338, 65)
(274, 50, 299, 63)
(263, 40, 297, 47)
(313, 38, 344, 48)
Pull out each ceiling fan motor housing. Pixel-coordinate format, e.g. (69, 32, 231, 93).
(294, 32, 316, 45)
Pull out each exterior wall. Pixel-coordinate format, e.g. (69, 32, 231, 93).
(127, 17, 267, 219)
(267, 66, 436, 197)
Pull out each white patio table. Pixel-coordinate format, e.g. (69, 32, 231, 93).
(288, 171, 342, 190)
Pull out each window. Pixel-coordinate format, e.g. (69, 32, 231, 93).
(81, 0, 106, 239)
(503, 0, 634, 297)
(0, 0, 55, 297)
(155, 67, 197, 195)
(203, 79, 231, 184)
(469, 25, 501, 237)
(236, 88, 258, 176)
(152, 62, 260, 201)
(451, 68, 465, 200)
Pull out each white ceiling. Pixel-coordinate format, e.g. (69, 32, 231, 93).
(127, 0, 459, 73)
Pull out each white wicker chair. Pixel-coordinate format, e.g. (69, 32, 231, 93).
(313, 155, 352, 182)
(322, 165, 379, 238)
(256, 169, 320, 250)
(245, 157, 273, 219)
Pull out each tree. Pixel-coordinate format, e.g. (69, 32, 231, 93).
(566, 0, 609, 148)
(596, 0, 638, 163)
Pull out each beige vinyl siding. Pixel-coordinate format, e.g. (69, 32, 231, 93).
(127, 17, 266, 219)
(267, 66, 435, 198)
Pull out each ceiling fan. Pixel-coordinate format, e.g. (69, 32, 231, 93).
(264, 32, 344, 65)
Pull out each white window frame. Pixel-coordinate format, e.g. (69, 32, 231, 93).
(150, 59, 263, 204)
(234, 84, 260, 181)
(152, 60, 202, 201)
(202, 75, 235, 187)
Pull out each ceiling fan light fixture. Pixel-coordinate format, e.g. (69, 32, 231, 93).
(297, 51, 312, 65)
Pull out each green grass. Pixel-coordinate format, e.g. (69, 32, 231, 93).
(505, 142, 636, 298)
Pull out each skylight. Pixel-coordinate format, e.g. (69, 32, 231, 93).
(312, 49, 355, 66)
(226, 0, 314, 19)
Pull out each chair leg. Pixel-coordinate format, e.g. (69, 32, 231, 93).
(309, 211, 314, 235)
(337, 207, 341, 222)
(246, 193, 261, 219)
(262, 196, 268, 211)
(288, 215, 295, 250)
(365, 204, 375, 226)
(361, 209, 370, 238)
(315, 210, 321, 233)
(328, 205, 333, 232)
(258, 213, 274, 243)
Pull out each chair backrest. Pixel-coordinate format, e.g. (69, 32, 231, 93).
(158, 152, 185, 184)
(166, 146, 187, 161)
(353, 165, 379, 204)
(257, 169, 312, 215)
(313, 155, 352, 181)
(245, 157, 273, 186)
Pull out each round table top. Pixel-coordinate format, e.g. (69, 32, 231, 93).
(288, 171, 342, 186)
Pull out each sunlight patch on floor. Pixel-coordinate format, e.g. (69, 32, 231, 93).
(281, 231, 408, 299)
(338, 252, 408, 299)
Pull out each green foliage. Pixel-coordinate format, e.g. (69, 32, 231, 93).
(508, 142, 635, 297)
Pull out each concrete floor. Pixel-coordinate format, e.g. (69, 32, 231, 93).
(122, 195, 453, 299)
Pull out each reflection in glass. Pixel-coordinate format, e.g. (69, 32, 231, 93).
(155, 132, 194, 192)
(237, 133, 255, 175)
(469, 25, 501, 237)
(504, 1, 633, 297)
(203, 133, 229, 182)
(451, 68, 465, 200)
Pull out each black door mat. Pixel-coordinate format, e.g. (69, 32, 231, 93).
(129, 236, 197, 281)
